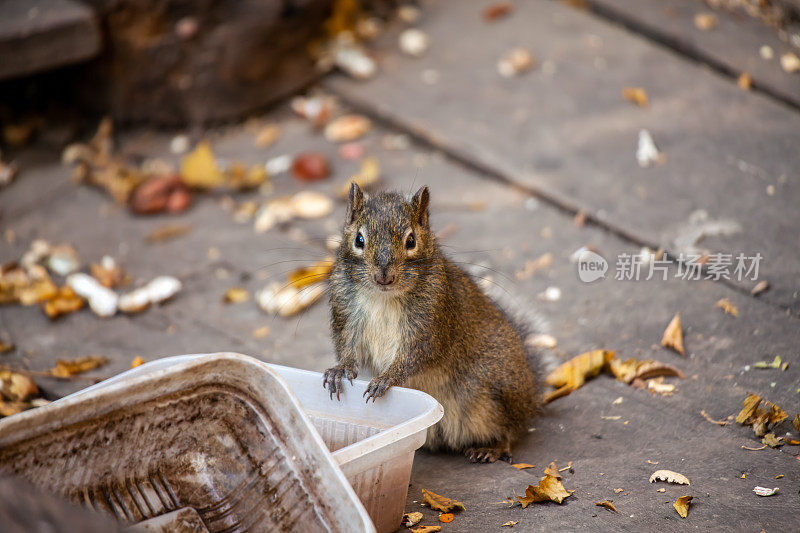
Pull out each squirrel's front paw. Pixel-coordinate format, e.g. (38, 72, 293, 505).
(363, 376, 393, 403)
(322, 365, 357, 401)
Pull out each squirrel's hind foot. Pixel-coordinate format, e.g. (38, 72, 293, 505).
(465, 439, 512, 464)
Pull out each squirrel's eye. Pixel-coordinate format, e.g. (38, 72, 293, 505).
(405, 232, 416, 250)
(354, 232, 365, 249)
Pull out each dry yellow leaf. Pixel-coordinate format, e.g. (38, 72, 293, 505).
(401, 512, 423, 527)
(716, 298, 738, 317)
(608, 357, 685, 384)
(501, 521, 518, 527)
(512, 463, 535, 470)
(517, 475, 572, 507)
(736, 393, 761, 424)
(410, 527, 441, 533)
(673, 495, 692, 518)
(737, 72, 752, 91)
(661, 313, 685, 355)
(131, 356, 145, 368)
(421, 488, 465, 513)
(0, 369, 39, 401)
(50, 355, 107, 378)
(622, 87, 648, 107)
(793, 414, 800, 433)
(762, 433, 783, 448)
(544, 462, 562, 479)
(42, 286, 84, 319)
(180, 141, 224, 188)
(649, 470, 690, 485)
(223, 287, 250, 304)
(545, 350, 614, 401)
(595, 500, 618, 513)
(287, 260, 333, 289)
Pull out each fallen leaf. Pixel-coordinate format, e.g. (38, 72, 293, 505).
(131, 356, 145, 368)
(517, 475, 572, 506)
(793, 414, 800, 433)
(410, 527, 441, 533)
(545, 350, 614, 401)
(544, 462, 562, 479)
(661, 313, 685, 355)
(42, 286, 84, 319)
(647, 378, 675, 395)
(50, 355, 108, 378)
(716, 298, 738, 317)
(438, 513, 454, 523)
(512, 463, 535, 470)
(754, 355, 781, 369)
(761, 433, 783, 448)
(657, 488, 666, 493)
(737, 72, 752, 90)
(146, 224, 191, 243)
(741, 444, 766, 451)
(180, 141, 224, 188)
(595, 500, 618, 513)
(622, 87, 648, 107)
(753, 486, 778, 497)
(0, 369, 38, 401)
(637, 129, 663, 167)
(401, 512, 423, 527)
(223, 287, 250, 304)
(500, 521, 518, 528)
(649, 470, 690, 485)
(694, 12, 717, 30)
(736, 393, 762, 424)
(700, 410, 728, 426)
(0, 342, 13, 354)
(776, 474, 784, 479)
(421, 489, 465, 513)
(287, 260, 334, 289)
(673, 495, 692, 518)
(608, 357, 685, 384)
(613, 488, 624, 494)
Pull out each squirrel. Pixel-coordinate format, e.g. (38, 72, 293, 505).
(323, 183, 541, 462)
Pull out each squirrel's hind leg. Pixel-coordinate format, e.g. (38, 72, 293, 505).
(465, 436, 512, 464)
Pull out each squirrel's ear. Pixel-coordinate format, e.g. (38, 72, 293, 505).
(411, 186, 430, 226)
(346, 182, 364, 224)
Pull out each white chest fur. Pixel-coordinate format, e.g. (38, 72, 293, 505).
(352, 292, 405, 374)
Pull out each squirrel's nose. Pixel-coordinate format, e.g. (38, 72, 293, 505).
(374, 268, 396, 286)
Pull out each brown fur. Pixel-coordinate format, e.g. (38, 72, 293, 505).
(323, 184, 540, 462)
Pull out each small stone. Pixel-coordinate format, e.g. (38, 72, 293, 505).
(497, 48, 535, 77)
(780, 52, 800, 73)
(399, 28, 429, 57)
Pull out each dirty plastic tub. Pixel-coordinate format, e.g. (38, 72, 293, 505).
(3, 353, 443, 533)
(0, 353, 374, 532)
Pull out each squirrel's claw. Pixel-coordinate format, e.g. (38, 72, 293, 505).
(323, 366, 357, 401)
(363, 377, 391, 403)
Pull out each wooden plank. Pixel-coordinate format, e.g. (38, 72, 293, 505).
(0, 0, 100, 80)
(585, 0, 800, 109)
(324, 0, 800, 314)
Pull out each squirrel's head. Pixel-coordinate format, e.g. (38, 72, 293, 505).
(337, 183, 434, 294)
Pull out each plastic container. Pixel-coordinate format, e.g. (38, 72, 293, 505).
(77, 353, 444, 533)
(0, 353, 374, 533)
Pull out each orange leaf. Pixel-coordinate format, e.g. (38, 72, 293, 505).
(661, 313, 685, 355)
